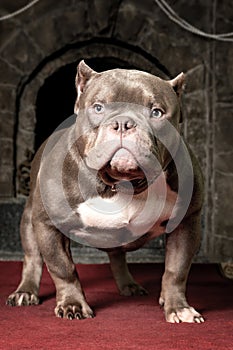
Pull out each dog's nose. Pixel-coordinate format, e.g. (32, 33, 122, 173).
(111, 118, 136, 133)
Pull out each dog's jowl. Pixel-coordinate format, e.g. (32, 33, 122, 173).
(7, 61, 204, 323)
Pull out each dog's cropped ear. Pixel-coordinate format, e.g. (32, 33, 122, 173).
(169, 73, 185, 123)
(74, 60, 97, 113)
(169, 72, 185, 98)
(76, 60, 97, 94)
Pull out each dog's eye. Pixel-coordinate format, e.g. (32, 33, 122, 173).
(151, 108, 163, 119)
(94, 103, 104, 114)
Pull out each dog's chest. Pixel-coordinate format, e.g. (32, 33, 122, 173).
(77, 175, 177, 238)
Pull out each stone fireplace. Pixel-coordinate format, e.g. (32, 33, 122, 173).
(0, 0, 232, 263)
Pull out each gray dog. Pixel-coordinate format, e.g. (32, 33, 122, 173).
(7, 61, 204, 323)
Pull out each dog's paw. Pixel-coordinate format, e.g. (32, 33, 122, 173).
(119, 283, 148, 296)
(6, 291, 39, 306)
(55, 301, 94, 320)
(166, 306, 204, 323)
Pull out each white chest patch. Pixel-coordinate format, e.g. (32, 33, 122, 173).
(77, 173, 178, 238)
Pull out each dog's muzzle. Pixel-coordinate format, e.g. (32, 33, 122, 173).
(85, 114, 162, 194)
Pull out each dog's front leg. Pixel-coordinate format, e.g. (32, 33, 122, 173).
(35, 223, 94, 320)
(160, 213, 204, 323)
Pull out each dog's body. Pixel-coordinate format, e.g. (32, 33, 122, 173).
(7, 61, 204, 323)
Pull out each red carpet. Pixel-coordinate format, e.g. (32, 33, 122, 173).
(0, 262, 233, 350)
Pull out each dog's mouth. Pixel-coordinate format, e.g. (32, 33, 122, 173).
(98, 148, 150, 194)
(99, 167, 148, 194)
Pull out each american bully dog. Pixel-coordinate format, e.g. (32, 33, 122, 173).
(7, 61, 204, 323)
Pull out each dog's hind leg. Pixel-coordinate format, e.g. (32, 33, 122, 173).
(7, 198, 43, 306)
(108, 250, 148, 296)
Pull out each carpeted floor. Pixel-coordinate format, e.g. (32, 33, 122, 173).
(0, 262, 233, 350)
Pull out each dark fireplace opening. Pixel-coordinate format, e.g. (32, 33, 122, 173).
(35, 57, 138, 151)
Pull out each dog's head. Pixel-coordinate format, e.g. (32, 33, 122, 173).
(74, 60, 184, 194)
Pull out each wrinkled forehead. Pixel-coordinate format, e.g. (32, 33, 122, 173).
(81, 69, 178, 107)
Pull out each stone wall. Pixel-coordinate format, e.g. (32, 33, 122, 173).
(0, 0, 232, 261)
